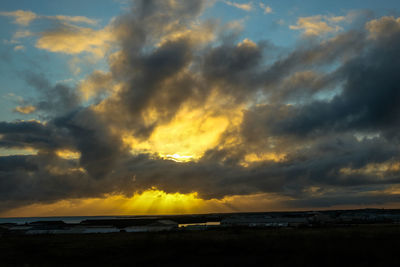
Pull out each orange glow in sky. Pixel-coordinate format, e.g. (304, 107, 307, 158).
(0, 189, 294, 217)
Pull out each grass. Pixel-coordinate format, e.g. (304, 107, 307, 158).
(1, 225, 400, 266)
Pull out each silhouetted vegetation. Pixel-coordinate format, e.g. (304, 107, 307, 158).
(1, 225, 400, 266)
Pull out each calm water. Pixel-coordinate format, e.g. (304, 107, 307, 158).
(0, 216, 222, 225)
(0, 216, 121, 224)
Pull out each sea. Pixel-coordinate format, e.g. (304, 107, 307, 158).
(0, 216, 127, 224)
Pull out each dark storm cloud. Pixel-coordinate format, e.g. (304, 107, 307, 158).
(1, 0, 213, 211)
(24, 72, 81, 116)
(0, 155, 38, 172)
(0, 120, 69, 150)
(53, 109, 128, 179)
(251, 20, 400, 138)
(202, 41, 264, 85)
(258, 30, 366, 90)
(284, 192, 400, 209)
(0, 110, 125, 180)
(0, 112, 129, 211)
(130, 134, 400, 200)
(100, 0, 211, 138)
(118, 39, 196, 125)
(198, 29, 365, 103)
(1, 1, 400, 212)
(0, 153, 93, 212)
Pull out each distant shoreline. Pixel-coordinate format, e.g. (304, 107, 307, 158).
(2, 208, 400, 236)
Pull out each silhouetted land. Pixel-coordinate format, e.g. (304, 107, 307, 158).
(1, 225, 400, 266)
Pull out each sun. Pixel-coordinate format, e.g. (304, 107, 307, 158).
(163, 154, 194, 162)
(122, 104, 236, 162)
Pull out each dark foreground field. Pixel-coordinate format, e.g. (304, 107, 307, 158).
(1, 225, 400, 266)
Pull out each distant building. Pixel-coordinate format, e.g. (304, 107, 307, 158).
(221, 216, 309, 227)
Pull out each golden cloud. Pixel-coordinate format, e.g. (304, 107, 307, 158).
(79, 70, 114, 100)
(13, 105, 36, 114)
(36, 24, 113, 57)
(13, 45, 25, 51)
(223, 1, 253, 11)
(157, 21, 215, 47)
(366, 16, 400, 39)
(49, 15, 98, 25)
(241, 152, 287, 167)
(0, 10, 97, 26)
(290, 15, 344, 36)
(0, 147, 38, 157)
(0, 10, 37, 26)
(123, 104, 237, 161)
(55, 149, 81, 160)
(259, 3, 272, 14)
(238, 38, 257, 48)
(340, 161, 400, 178)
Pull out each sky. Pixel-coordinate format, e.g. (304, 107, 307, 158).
(1, 0, 400, 217)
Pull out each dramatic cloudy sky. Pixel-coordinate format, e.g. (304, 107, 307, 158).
(1, 0, 400, 217)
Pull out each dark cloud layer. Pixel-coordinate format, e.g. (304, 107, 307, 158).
(1, 1, 400, 212)
(25, 73, 81, 116)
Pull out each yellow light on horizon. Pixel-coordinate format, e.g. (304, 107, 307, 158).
(1, 188, 207, 217)
(0, 189, 303, 218)
(123, 188, 205, 214)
